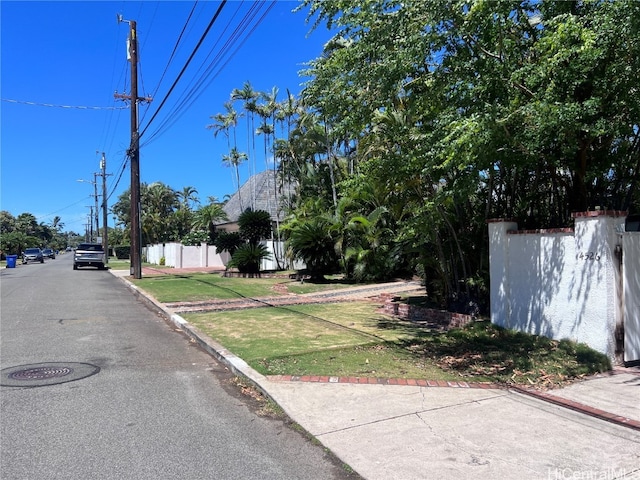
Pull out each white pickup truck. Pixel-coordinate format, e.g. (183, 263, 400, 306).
(73, 243, 106, 270)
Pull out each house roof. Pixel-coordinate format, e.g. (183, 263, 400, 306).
(218, 170, 295, 224)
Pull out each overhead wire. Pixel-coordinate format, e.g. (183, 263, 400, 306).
(158, 1, 275, 140)
(107, 0, 276, 201)
(139, 0, 228, 140)
(139, 0, 200, 127)
(140, 0, 276, 148)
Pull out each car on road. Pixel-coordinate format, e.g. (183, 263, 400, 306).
(74, 243, 106, 270)
(42, 248, 56, 259)
(22, 248, 44, 264)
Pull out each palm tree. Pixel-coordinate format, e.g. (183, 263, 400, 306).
(192, 203, 228, 244)
(283, 215, 340, 281)
(222, 147, 248, 211)
(51, 216, 64, 232)
(206, 100, 240, 150)
(231, 81, 259, 208)
(179, 186, 199, 210)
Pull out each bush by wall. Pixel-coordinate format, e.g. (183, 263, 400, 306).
(115, 245, 130, 259)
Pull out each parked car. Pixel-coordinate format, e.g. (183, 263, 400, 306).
(42, 248, 56, 259)
(74, 243, 105, 270)
(22, 248, 44, 264)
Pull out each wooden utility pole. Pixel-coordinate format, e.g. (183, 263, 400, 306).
(93, 172, 99, 241)
(114, 18, 151, 278)
(129, 20, 141, 278)
(100, 152, 110, 264)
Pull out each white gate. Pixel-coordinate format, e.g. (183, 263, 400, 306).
(623, 233, 640, 363)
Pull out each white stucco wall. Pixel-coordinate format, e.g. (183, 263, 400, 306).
(489, 212, 627, 361)
(144, 242, 226, 268)
(624, 233, 640, 362)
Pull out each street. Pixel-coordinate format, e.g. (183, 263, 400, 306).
(0, 255, 356, 479)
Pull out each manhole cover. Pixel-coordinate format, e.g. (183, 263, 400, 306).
(1, 362, 100, 387)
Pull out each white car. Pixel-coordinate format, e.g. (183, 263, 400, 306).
(73, 243, 105, 270)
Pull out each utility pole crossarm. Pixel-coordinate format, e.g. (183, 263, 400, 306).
(113, 92, 153, 103)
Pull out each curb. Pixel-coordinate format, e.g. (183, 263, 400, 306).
(509, 386, 640, 432)
(114, 271, 640, 433)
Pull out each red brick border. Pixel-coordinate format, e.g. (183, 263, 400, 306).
(268, 374, 497, 390)
(268, 374, 640, 432)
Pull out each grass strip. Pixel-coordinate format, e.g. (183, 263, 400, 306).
(183, 302, 610, 388)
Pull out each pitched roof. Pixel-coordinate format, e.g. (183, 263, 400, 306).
(218, 170, 295, 224)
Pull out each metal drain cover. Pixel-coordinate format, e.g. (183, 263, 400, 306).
(1, 362, 100, 387)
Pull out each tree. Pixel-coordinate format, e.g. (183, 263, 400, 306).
(231, 81, 260, 208)
(293, 0, 640, 307)
(0, 211, 16, 235)
(226, 209, 274, 274)
(282, 215, 340, 281)
(222, 147, 248, 211)
(237, 209, 272, 246)
(192, 203, 228, 244)
(214, 231, 243, 256)
(178, 186, 199, 211)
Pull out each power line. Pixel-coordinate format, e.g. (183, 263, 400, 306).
(139, 0, 228, 139)
(140, 0, 200, 127)
(139, 1, 276, 147)
(1, 98, 128, 110)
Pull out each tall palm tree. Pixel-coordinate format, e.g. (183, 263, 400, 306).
(222, 147, 248, 211)
(206, 100, 240, 150)
(231, 81, 259, 208)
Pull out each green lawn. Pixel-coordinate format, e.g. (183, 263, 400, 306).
(183, 301, 611, 387)
(130, 273, 357, 302)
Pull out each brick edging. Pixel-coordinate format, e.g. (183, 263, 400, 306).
(268, 374, 498, 389)
(510, 386, 640, 432)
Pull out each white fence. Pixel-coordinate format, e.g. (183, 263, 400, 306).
(489, 211, 638, 363)
(143, 240, 300, 271)
(144, 242, 227, 269)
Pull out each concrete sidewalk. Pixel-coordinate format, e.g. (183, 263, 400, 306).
(113, 268, 640, 479)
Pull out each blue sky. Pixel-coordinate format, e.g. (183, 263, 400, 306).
(1, 1, 333, 233)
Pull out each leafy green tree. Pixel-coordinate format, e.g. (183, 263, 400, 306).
(0, 231, 31, 255)
(0, 210, 16, 234)
(293, 0, 639, 307)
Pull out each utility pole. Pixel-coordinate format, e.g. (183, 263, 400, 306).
(93, 172, 99, 242)
(86, 207, 94, 242)
(115, 17, 151, 279)
(100, 152, 111, 264)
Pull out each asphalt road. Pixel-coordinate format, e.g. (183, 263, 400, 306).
(0, 254, 356, 479)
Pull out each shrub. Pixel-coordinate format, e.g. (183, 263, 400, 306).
(115, 245, 130, 259)
(182, 230, 209, 246)
(215, 231, 243, 256)
(229, 244, 271, 274)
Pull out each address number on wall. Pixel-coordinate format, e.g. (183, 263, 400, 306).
(578, 252, 601, 261)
